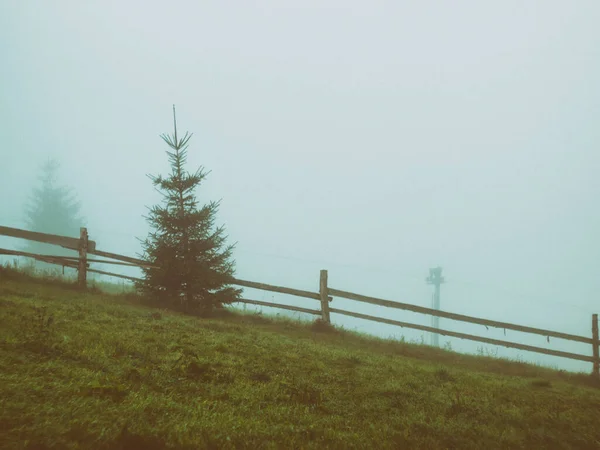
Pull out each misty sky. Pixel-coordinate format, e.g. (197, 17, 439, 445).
(1, 1, 599, 373)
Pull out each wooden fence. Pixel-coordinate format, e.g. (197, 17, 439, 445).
(1, 225, 599, 378)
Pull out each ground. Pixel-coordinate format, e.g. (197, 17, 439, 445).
(1, 266, 599, 449)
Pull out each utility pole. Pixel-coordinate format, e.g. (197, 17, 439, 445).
(426, 267, 444, 347)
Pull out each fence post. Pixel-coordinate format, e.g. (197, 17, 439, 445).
(77, 227, 88, 288)
(319, 269, 330, 323)
(592, 314, 599, 379)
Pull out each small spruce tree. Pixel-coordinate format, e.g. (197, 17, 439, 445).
(24, 158, 85, 270)
(138, 106, 241, 314)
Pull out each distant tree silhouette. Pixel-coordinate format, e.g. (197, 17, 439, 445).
(24, 158, 85, 269)
(137, 106, 241, 314)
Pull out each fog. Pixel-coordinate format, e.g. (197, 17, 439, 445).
(1, 1, 599, 373)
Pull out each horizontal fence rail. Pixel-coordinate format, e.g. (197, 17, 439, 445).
(232, 278, 330, 302)
(329, 308, 596, 363)
(0, 225, 97, 252)
(85, 268, 142, 283)
(89, 249, 156, 268)
(0, 249, 144, 268)
(0, 248, 81, 271)
(1, 224, 598, 378)
(233, 298, 322, 316)
(328, 287, 593, 345)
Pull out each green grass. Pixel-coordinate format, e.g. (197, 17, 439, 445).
(1, 265, 600, 449)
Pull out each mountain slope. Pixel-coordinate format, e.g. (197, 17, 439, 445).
(1, 267, 599, 449)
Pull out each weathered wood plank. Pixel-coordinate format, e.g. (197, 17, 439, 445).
(0, 249, 144, 267)
(58, 257, 145, 267)
(0, 225, 96, 252)
(232, 278, 323, 301)
(0, 248, 77, 267)
(86, 268, 142, 283)
(329, 308, 595, 363)
(89, 249, 156, 268)
(593, 314, 599, 379)
(319, 270, 330, 323)
(0, 248, 70, 259)
(328, 287, 593, 345)
(77, 228, 88, 288)
(36, 256, 78, 269)
(0, 248, 140, 283)
(232, 298, 321, 316)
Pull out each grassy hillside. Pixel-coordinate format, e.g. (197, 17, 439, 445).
(1, 266, 599, 449)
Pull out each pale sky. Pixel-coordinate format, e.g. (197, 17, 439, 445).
(1, 1, 599, 372)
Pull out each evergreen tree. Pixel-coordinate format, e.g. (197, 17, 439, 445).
(138, 107, 241, 314)
(24, 158, 84, 263)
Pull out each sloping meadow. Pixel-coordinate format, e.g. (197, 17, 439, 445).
(1, 269, 599, 449)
